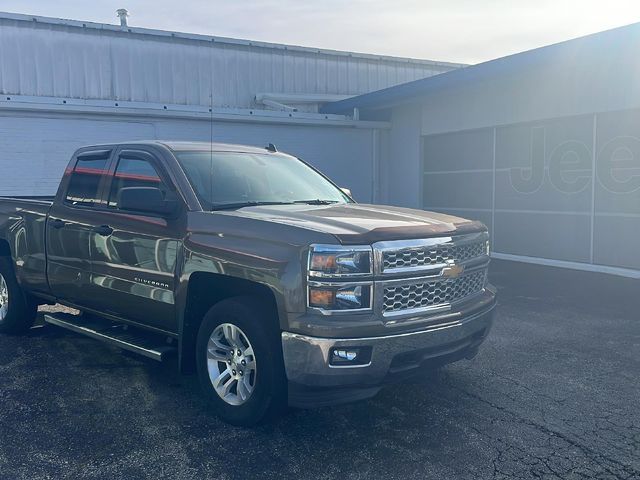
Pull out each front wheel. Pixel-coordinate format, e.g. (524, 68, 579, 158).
(196, 297, 287, 426)
(0, 257, 37, 334)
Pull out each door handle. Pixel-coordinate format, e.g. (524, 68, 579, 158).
(51, 219, 66, 229)
(93, 225, 114, 236)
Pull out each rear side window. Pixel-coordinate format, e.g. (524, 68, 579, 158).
(65, 154, 110, 207)
(108, 156, 164, 208)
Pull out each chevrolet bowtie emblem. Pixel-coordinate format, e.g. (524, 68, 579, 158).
(441, 263, 465, 278)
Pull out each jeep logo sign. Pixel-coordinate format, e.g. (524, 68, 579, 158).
(510, 127, 640, 195)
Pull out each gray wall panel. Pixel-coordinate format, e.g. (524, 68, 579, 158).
(494, 169, 592, 212)
(494, 212, 591, 262)
(593, 215, 640, 270)
(495, 114, 592, 169)
(421, 109, 640, 272)
(423, 172, 493, 210)
(591, 107, 640, 271)
(494, 114, 592, 215)
(594, 108, 640, 216)
(423, 128, 493, 172)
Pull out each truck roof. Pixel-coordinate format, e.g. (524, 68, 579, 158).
(79, 141, 275, 154)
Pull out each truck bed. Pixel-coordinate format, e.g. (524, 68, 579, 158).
(0, 195, 53, 296)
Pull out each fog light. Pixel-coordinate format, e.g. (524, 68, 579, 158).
(329, 346, 372, 366)
(334, 349, 358, 361)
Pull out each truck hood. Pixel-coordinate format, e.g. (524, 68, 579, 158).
(218, 203, 486, 244)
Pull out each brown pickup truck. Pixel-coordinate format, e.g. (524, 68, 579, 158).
(0, 141, 496, 425)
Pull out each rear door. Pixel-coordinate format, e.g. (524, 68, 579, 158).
(87, 148, 184, 333)
(47, 149, 114, 306)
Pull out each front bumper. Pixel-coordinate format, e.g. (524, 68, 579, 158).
(282, 301, 495, 407)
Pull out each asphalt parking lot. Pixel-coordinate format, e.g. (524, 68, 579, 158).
(0, 259, 638, 480)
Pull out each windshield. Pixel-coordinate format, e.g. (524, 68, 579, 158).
(175, 151, 352, 210)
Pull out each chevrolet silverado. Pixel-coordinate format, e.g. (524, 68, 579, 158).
(0, 141, 496, 425)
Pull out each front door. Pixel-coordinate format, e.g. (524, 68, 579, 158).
(87, 148, 183, 333)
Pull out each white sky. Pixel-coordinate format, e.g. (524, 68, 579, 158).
(1, 0, 639, 64)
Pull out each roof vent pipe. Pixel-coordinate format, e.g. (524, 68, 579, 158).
(116, 9, 129, 29)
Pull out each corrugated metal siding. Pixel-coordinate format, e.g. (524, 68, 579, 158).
(0, 15, 458, 110)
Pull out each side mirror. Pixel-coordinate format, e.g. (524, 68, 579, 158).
(118, 187, 177, 216)
(340, 187, 353, 198)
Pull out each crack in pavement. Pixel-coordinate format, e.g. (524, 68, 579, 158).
(445, 381, 639, 480)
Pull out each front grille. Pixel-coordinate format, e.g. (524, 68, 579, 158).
(382, 270, 486, 314)
(382, 239, 486, 271)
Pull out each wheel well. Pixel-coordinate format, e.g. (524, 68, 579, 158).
(0, 239, 10, 257)
(180, 272, 280, 373)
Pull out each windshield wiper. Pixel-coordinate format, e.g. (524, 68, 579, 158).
(212, 199, 340, 210)
(211, 201, 294, 211)
(293, 199, 340, 205)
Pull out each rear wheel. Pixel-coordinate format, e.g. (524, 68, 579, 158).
(196, 297, 287, 426)
(0, 257, 37, 334)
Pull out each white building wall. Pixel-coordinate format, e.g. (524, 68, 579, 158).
(0, 108, 384, 202)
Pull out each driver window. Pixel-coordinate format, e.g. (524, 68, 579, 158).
(108, 156, 166, 209)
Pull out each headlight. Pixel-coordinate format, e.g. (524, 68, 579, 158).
(308, 283, 372, 311)
(308, 244, 372, 278)
(307, 245, 373, 313)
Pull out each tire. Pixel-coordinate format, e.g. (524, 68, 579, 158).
(196, 296, 287, 426)
(0, 257, 37, 334)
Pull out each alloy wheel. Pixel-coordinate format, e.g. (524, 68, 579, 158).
(206, 323, 257, 406)
(0, 274, 8, 321)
